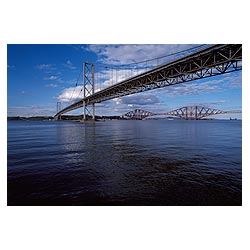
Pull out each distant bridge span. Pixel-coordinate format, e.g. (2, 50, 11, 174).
(123, 106, 242, 120)
(54, 44, 242, 119)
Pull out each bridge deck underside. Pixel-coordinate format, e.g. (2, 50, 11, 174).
(55, 44, 242, 118)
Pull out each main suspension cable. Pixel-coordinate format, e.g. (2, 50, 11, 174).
(68, 67, 83, 103)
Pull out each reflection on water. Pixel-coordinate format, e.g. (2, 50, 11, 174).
(8, 120, 242, 205)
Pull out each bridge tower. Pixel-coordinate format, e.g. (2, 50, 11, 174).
(83, 62, 95, 121)
(56, 101, 61, 113)
(56, 102, 62, 120)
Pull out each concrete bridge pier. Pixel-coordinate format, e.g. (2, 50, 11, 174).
(82, 101, 95, 122)
(53, 115, 61, 121)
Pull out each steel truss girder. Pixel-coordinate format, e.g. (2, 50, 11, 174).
(124, 106, 241, 120)
(54, 44, 242, 118)
(124, 109, 155, 119)
(158, 106, 236, 120)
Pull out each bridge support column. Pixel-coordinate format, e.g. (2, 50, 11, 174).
(54, 115, 61, 121)
(83, 101, 86, 120)
(91, 63, 95, 121)
(92, 103, 95, 120)
(82, 62, 95, 121)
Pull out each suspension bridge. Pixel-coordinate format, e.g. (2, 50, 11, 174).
(123, 106, 242, 120)
(54, 44, 242, 120)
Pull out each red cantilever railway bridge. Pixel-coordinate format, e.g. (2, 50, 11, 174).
(123, 106, 242, 120)
(54, 44, 242, 120)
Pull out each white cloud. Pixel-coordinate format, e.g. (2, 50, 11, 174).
(58, 78, 78, 85)
(88, 93, 168, 116)
(156, 72, 242, 97)
(57, 86, 83, 103)
(43, 75, 78, 86)
(159, 81, 221, 96)
(63, 60, 76, 70)
(44, 76, 59, 80)
(118, 93, 160, 105)
(94, 67, 143, 90)
(85, 44, 200, 65)
(223, 74, 242, 89)
(36, 64, 55, 70)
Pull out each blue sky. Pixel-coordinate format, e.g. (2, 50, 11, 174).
(7, 44, 242, 119)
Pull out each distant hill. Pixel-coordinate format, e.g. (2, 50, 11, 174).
(7, 115, 124, 121)
(7, 116, 53, 121)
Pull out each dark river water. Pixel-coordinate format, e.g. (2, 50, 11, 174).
(7, 120, 242, 206)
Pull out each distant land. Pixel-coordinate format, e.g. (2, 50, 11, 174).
(8, 116, 54, 121)
(7, 115, 224, 121)
(7, 115, 124, 121)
